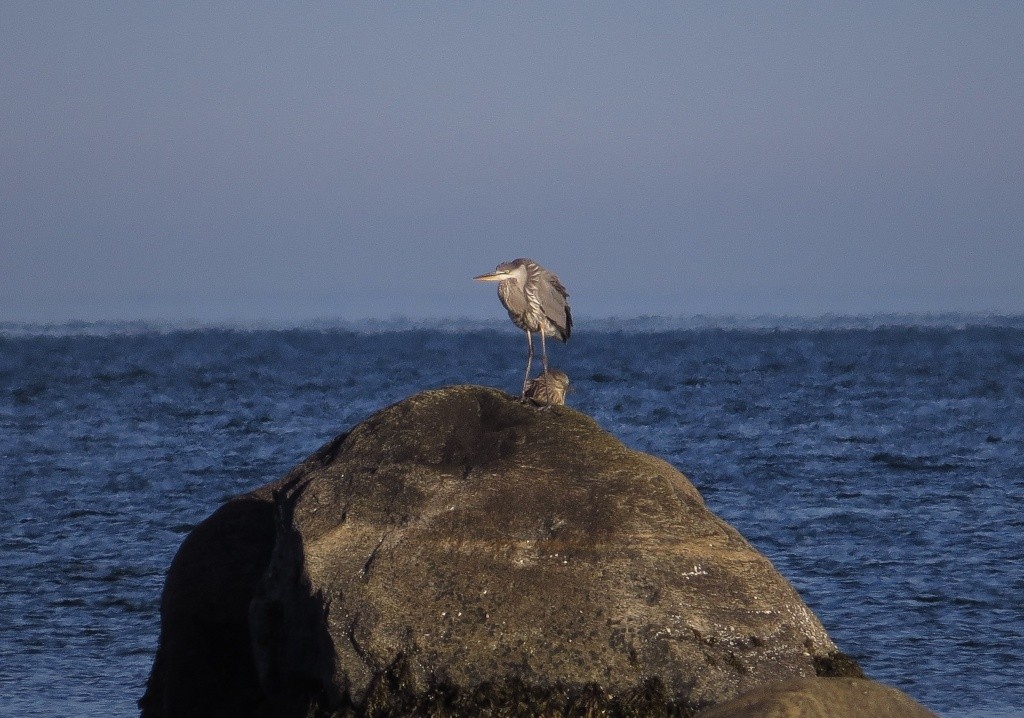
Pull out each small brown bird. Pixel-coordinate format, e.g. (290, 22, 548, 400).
(523, 369, 570, 407)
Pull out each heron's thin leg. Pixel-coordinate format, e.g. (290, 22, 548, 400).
(522, 330, 534, 398)
(539, 329, 549, 377)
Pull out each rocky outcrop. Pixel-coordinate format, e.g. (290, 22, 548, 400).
(140, 385, 909, 717)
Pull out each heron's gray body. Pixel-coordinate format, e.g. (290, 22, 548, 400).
(474, 258, 572, 398)
(495, 259, 572, 341)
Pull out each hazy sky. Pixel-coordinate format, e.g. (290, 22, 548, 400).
(2, 3, 1022, 323)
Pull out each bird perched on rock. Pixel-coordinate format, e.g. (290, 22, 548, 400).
(474, 258, 572, 398)
(524, 369, 570, 407)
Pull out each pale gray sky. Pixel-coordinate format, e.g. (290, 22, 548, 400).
(2, 3, 1022, 323)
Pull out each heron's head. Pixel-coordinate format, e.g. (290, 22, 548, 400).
(474, 260, 525, 283)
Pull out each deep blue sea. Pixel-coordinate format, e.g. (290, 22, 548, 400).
(2, 316, 1023, 717)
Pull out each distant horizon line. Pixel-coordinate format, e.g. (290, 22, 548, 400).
(4, 310, 1024, 337)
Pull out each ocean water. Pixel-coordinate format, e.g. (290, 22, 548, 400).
(1, 316, 1022, 717)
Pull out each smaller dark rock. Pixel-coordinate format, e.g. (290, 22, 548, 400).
(693, 677, 937, 718)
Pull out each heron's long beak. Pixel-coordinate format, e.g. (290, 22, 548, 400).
(473, 271, 505, 281)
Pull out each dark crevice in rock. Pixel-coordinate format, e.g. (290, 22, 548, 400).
(346, 614, 372, 670)
(359, 533, 389, 582)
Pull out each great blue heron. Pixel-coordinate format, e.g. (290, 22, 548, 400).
(524, 368, 570, 407)
(474, 258, 572, 398)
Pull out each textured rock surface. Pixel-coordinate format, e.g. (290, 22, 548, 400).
(142, 385, 863, 717)
(693, 677, 938, 718)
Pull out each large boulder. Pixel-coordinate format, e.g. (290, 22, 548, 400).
(142, 385, 865, 717)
